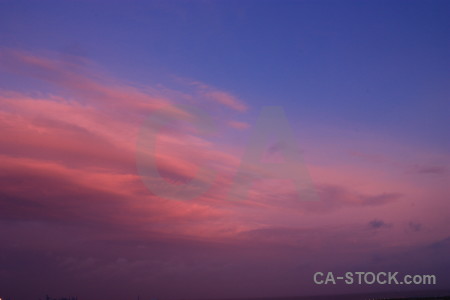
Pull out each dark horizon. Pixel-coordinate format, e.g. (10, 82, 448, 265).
(5, 289, 450, 300)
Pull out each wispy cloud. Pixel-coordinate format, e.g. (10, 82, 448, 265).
(415, 165, 447, 175)
(190, 80, 248, 112)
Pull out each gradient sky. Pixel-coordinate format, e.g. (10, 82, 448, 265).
(0, 1, 449, 300)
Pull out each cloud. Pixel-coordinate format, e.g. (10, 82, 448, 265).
(204, 90, 247, 112)
(0, 154, 224, 227)
(368, 219, 392, 230)
(416, 165, 447, 175)
(430, 236, 450, 250)
(250, 182, 402, 214)
(0, 48, 190, 119)
(0, 49, 254, 238)
(189, 80, 248, 112)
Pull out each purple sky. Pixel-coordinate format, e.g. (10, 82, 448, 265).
(0, 1, 449, 300)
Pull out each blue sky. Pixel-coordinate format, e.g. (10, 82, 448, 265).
(1, 0, 448, 149)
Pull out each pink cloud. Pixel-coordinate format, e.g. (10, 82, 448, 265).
(188, 79, 248, 112)
(0, 49, 189, 119)
(204, 90, 247, 112)
(1, 48, 448, 251)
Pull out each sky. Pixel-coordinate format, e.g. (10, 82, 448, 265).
(0, 1, 449, 300)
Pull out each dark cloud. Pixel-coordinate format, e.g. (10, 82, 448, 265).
(266, 184, 401, 213)
(430, 236, 450, 250)
(415, 165, 447, 176)
(368, 219, 392, 230)
(360, 192, 402, 206)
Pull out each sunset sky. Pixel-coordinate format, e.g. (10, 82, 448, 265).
(0, 1, 449, 300)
